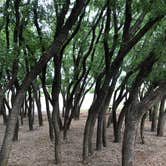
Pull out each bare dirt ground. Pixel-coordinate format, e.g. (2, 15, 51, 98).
(0, 114, 166, 166)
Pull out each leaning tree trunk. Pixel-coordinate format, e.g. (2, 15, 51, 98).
(44, 89, 54, 141)
(114, 107, 126, 142)
(83, 109, 97, 162)
(0, 92, 24, 166)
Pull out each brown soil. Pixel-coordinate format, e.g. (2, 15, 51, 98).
(0, 114, 166, 166)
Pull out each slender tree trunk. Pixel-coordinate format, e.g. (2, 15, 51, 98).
(24, 96, 28, 117)
(44, 91, 54, 141)
(1, 100, 8, 125)
(102, 115, 107, 147)
(96, 112, 103, 150)
(83, 110, 97, 161)
(52, 55, 62, 164)
(28, 88, 34, 131)
(149, 109, 152, 121)
(20, 107, 24, 125)
(114, 107, 125, 142)
(52, 102, 62, 164)
(140, 112, 147, 144)
(33, 84, 43, 126)
(112, 106, 118, 141)
(157, 96, 166, 136)
(107, 111, 113, 128)
(63, 99, 73, 140)
(41, 66, 54, 141)
(151, 104, 158, 132)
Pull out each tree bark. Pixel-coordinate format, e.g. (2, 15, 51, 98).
(157, 96, 166, 136)
(96, 112, 103, 150)
(51, 54, 62, 164)
(28, 88, 34, 131)
(32, 83, 43, 126)
(140, 112, 147, 144)
(52, 102, 62, 164)
(83, 110, 97, 162)
(149, 109, 152, 121)
(151, 104, 158, 132)
(0, 92, 24, 166)
(122, 83, 166, 166)
(114, 107, 126, 142)
(102, 115, 107, 147)
(12, 118, 19, 141)
(122, 113, 139, 166)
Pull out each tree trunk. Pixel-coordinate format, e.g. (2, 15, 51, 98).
(157, 112, 166, 136)
(157, 96, 166, 136)
(96, 113, 107, 150)
(140, 112, 147, 144)
(52, 102, 62, 164)
(28, 88, 34, 131)
(51, 55, 62, 164)
(44, 90, 54, 141)
(20, 107, 24, 125)
(63, 99, 73, 140)
(96, 113, 103, 150)
(112, 106, 118, 141)
(0, 92, 24, 166)
(149, 109, 152, 121)
(151, 104, 158, 132)
(33, 84, 43, 126)
(41, 66, 54, 141)
(107, 112, 113, 128)
(12, 118, 19, 141)
(102, 115, 107, 147)
(1, 100, 8, 125)
(114, 107, 125, 142)
(83, 110, 97, 162)
(122, 112, 139, 166)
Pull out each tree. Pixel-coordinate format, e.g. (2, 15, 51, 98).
(0, 0, 87, 165)
(83, 0, 166, 161)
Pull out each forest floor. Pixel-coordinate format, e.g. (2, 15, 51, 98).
(0, 114, 166, 166)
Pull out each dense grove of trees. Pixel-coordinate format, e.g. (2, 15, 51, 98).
(0, 0, 166, 166)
